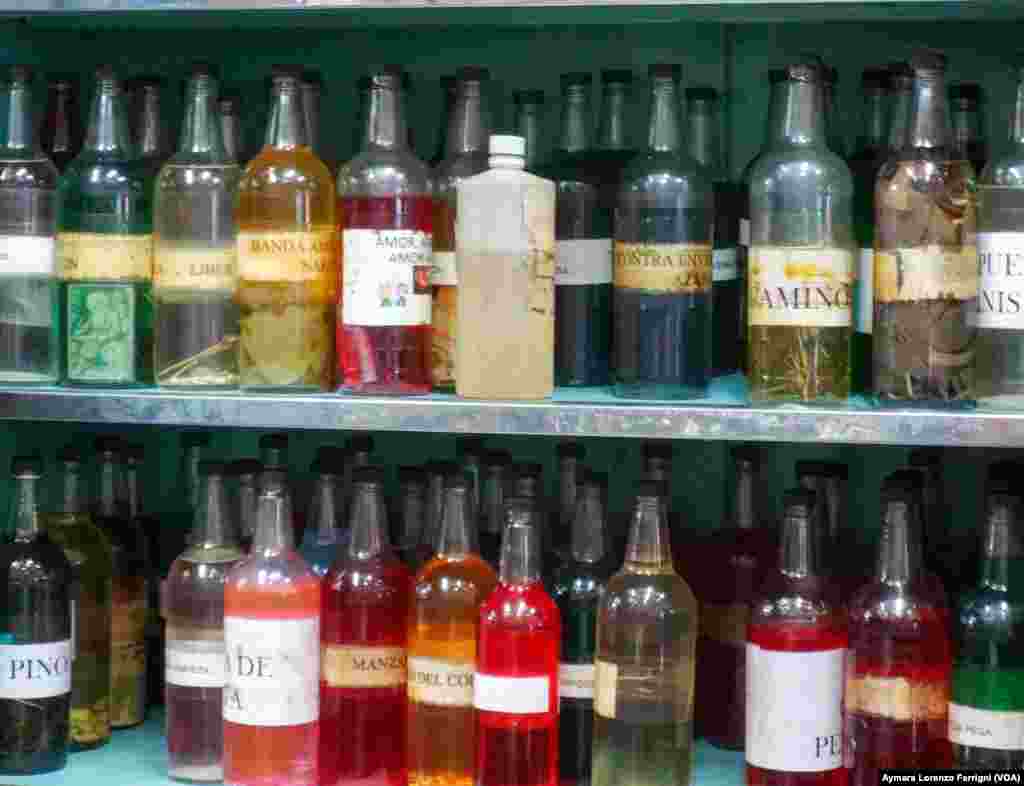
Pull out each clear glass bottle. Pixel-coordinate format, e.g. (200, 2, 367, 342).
(592, 481, 697, 786)
(420, 460, 457, 567)
(338, 67, 433, 395)
(228, 458, 260, 553)
(457, 134, 555, 399)
(165, 461, 244, 782)
(0, 457, 72, 775)
(748, 62, 854, 402)
(395, 465, 427, 568)
(822, 65, 846, 158)
(950, 82, 987, 177)
(513, 89, 546, 173)
(237, 66, 336, 391)
(457, 435, 485, 524)
(0, 66, 59, 383)
(298, 451, 344, 577)
(58, 65, 154, 387)
(614, 64, 713, 399)
(131, 75, 172, 180)
(172, 431, 212, 559)
(40, 75, 82, 175)
(432, 67, 491, 392)
(154, 65, 240, 388)
(217, 92, 244, 165)
(873, 51, 977, 404)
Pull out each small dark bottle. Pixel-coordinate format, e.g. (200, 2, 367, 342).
(228, 458, 260, 553)
(479, 450, 511, 568)
(950, 82, 987, 177)
(592, 69, 636, 204)
(795, 460, 854, 594)
(40, 75, 83, 174)
(555, 442, 586, 558)
(907, 447, 967, 596)
(512, 89, 546, 173)
(430, 75, 458, 168)
(0, 457, 72, 775)
(457, 435, 486, 524)
(130, 76, 172, 179)
(394, 465, 426, 568)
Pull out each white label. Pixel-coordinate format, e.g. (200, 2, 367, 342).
(342, 228, 433, 327)
(474, 672, 550, 714)
(950, 702, 1024, 751)
(0, 640, 72, 699)
(408, 656, 474, 707)
(713, 247, 738, 282)
(555, 238, 613, 286)
(223, 616, 319, 727)
(0, 236, 56, 276)
(977, 232, 1024, 330)
(559, 662, 594, 701)
(739, 218, 750, 247)
(857, 247, 873, 334)
(166, 638, 227, 689)
(431, 251, 457, 286)
(749, 246, 854, 328)
(746, 645, 844, 771)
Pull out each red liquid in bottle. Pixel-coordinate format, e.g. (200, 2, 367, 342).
(338, 195, 433, 394)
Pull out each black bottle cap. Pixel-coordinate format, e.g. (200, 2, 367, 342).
(57, 445, 84, 465)
(602, 68, 633, 84)
(949, 82, 982, 104)
(182, 432, 212, 449)
(351, 465, 385, 486)
(782, 487, 816, 517)
(198, 460, 226, 477)
(456, 66, 489, 83)
(6, 65, 32, 84)
(685, 85, 719, 102)
(446, 473, 471, 491)
(11, 455, 42, 478)
(636, 480, 663, 501)
(398, 465, 427, 485)
(349, 434, 375, 454)
(910, 50, 947, 75)
(557, 442, 586, 461)
(514, 88, 545, 104)
(861, 67, 890, 90)
(229, 458, 262, 478)
(561, 72, 593, 88)
(516, 462, 543, 480)
(649, 63, 682, 81)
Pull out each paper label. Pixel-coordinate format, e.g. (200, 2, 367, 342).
(0, 235, 56, 276)
(0, 640, 72, 699)
(322, 645, 406, 689)
(594, 659, 618, 719)
(746, 645, 844, 771)
(408, 656, 474, 707)
(166, 638, 227, 689)
(473, 672, 550, 714)
(342, 228, 433, 327)
(748, 246, 854, 328)
(111, 597, 147, 679)
(977, 232, 1024, 330)
(559, 662, 595, 701)
(713, 247, 739, 282)
(65, 282, 137, 383)
(556, 238, 613, 286)
(58, 232, 153, 280)
(875, 245, 978, 303)
(223, 616, 319, 726)
(431, 250, 457, 287)
(155, 246, 237, 292)
(614, 242, 712, 293)
(236, 230, 336, 283)
(857, 247, 873, 334)
(699, 601, 749, 647)
(845, 674, 947, 722)
(739, 218, 751, 247)
(949, 702, 1024, 751)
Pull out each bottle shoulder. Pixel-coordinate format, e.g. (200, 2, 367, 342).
(241, 149, 335, 191)
(434, 151, 489, 193)
(0, 536, 72, 586)
(326, 552, 411, 593)
(338, 149, 431, 197)
(157, 160, 241, 192)
(481, 581, 561, 629)
(602, 568, 696, 617)
(749, 147, 854, 197)
(0, 156, 59, 190)
(621, 151, 712, 191)
(979, 149, 1024, 188)
(848, 578, 950, 624)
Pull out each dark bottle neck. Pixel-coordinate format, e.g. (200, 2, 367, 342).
(192, 475, 236, 548)
(769, 78, 826, 148)
(10, 475, 41, 538)
(483, 466, 506, 535)
(981, 497, 1020, 589)
(877, 499, 923, 584)
(219, 104, 243, 162)
(252, 491, 292, 553)
(138, 87, 167, 158)
(183, 446, 204, 511)
(96, 455, 123, 519)
(437, 485, 477, 557)
(56, 464, 86, 515)
(888, 77, 913, 150)
(571, 485, 606, 564)
(178, 75, 227, 159)
(125, 463, 142, 520)
(447, 77, 488, 157)
(515, 99, 542, 167)
(314, 474, 340, 540)
(347, 482, 391, 560)
(559, 82, 591, 155)
(951, 100, 981, 156)
(733, 460, 758, 530)
(0, 76, 37, 154)
(398, 482, 425, 549)
(362, 76, 407, 152)
(625, 495, 673, 567)
(908, 69, 950, 150)
(85, 76, 134, 156)
(301, 81, 321, 154)
(686, 97, 720, 173)
(858, 86, 888, 152)
(1014, 77, 1024, 147)
(598, 83, 629, 151)
(42, 83, 78, 156)
(265, 78, 309, 151)
(779, 502, 818, 579)
(647, 77, 682, 153)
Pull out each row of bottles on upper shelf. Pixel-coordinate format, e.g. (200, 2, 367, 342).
(2, 431, 1022, 780)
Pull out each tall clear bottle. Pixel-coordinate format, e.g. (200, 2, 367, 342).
(748, 63, 854, 402)
(58, 65, 154, 386)
(457, 134, 555, 399)
(408, 475, 497, 786)
(155, 65, 240, 388)
(513, 90, 546, 173)
(592, 481, 698, 786)
(614, 64, 713, 399)
(298, 451, 344, 576)
(40, 75, 82, 175)
(237, 66, 336, 391)
(338, 67, 433, 395)
(165, 462, 244, 782)
(218, 93, 245, 165)
(873, 52, 977, 403)
(0, 457, 72, 775)
(131, 76, 172, 180)
(0, 66, 59, 383)
(41, 447, 113, 751)
(950, 82, 987, 177)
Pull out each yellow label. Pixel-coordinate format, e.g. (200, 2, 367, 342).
(237, 230, 337, 283)
(322, 645, 406, 689)
(594, 659, 618, 719)
(699, 601, 749, 647)
(845, 675, 948, 721)
(58, 232, 153, 281)
(614, 242, 712, 293)
(111, 597, 146, 678)
(748, 246, 854, 328)
(154, 245, 237, 292)
(875, 245, 978, 303)
(408, 656, 474, 707)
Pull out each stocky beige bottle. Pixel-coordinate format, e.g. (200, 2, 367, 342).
(455, 134, 555, 399)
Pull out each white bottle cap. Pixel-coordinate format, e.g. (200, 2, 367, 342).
(489, 135, 525, 158)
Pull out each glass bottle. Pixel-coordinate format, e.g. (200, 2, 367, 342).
(556, 441, 585, 558)
(845, 473, 952, 782)
(822, 65, 846, 158)
(229, 458, 261, 553)
(40, 75, 82, 175)
(748, 62, 855, 402)
(794, 460, 851, 581)
(92, 437, 148, 729)
(237, 66, 336, 391)
(550, 473, 612, 786)
(849, 67, 891, 393)
(431, 75, 458, 169)
(154, 65, 240, 388)
(976, 67, 1024, 404)
(409, 475, 497, 786)
(0, 457, 72, 775)
(874, 51, 977, 403)
(338, 67, 433, 395)
(395, 465, 427, 568)
(952, 493, 1024, 767)
(131, 76, 172, 179)
(547, 73, 612, 388)
(223, 488, 320, 786)
(218, 92, 245, 165)
(174, 431, 212, 557)
(58, 65, 154, 387)
(513, 89, 546, 173)
(593, 69, 636, 197)
(301, 69, 323, 161)
(592, 481, 697, 786)
(420, 460, 456, 567)
(165, 461, 244, 782)
(457, 134, 555, 399)
(0, 66, 59, 383)
(475, 508, 560, 786)
(479, 450, 510, 568)
(746, 489, 846, 786)
(41, 447, 113, 751)
(907, 447, 965, 595)
(614, 64, 713, 399)
(457, 435, 485, 524)
(322, 466, 411, 786)
(298, 453, 343, 577)
(431, 67, 491, 393)
(950, 82, 987, 177)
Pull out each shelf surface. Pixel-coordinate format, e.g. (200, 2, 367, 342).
(0, 377, 1021, 446)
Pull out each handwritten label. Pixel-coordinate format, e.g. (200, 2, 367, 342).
(408, 656, 474, 707)
(0, 640, 72, 699)
(58, 233, 153, 280)
(321, 645, 406, 689)
(165, 638, 226, 689)
(237, 230, 336, 284)
(556, 238, 613, 286)
(614, 242, 712, 294)
(976, 232, 1024, 330)
(342, 229, 432, 327)
(845, 674, 947, 722)
(874, 245, 977, 303)
(748, 246, 854, 328)
(949, 702, 1024, 751)
(155, 246, 237, 292)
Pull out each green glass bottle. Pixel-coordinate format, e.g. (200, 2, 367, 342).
(58, 65, 154, 386)
(513, 89, 546, 173)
